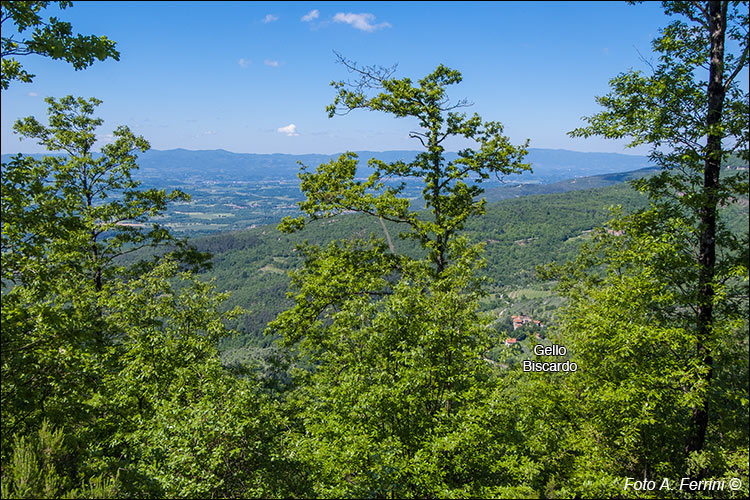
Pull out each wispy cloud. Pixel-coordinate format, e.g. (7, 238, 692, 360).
(264, 59, 280, 67)
(278, 124, 299, 136)
(262, 14, 279, 23)
(333, 12, 391, 32)
(238, 58, 251, 68)
(190, 130, 217, 139)
(301, 9, 319, 22)
(27, 91, 38, 97)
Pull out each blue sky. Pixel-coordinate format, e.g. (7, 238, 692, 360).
(2, 1, 674, 155)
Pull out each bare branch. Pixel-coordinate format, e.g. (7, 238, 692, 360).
(409, 132, 427, 148)
(333, 50, 397, 90)
(635, 46, 656, 73)
(725, 43, 749, 86)
(439, 97, 473, 111)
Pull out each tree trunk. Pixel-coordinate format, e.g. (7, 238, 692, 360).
(686, 0, 726, 457)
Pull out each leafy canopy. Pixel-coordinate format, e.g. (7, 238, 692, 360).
(538, 0, 749, 489)
(4, 95, 209, 293)
(281, 54, 530, 275)
(270, 58, 532, 496)
(1, 1, 119, 89)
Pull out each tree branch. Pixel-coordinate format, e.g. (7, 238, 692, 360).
(409, 132, 427, 148)
(689, 0, 710, 29)
(333, 50, 397, 90)
(724, 43, 748, 86)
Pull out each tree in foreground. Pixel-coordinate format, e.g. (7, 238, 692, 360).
(2, 95, 182, 447)
(1, 1, 119, 89)
(1, 97, 299, 498)
(540, 0, 748, 494)
(269, 58, 532, 497)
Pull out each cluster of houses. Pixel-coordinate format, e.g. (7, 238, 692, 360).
(505, 314, 544, 346)
(511, 314, 543, 330)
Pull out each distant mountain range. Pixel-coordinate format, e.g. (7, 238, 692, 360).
(2, 148, 654, 186)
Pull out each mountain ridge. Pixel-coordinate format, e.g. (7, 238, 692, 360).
(2, 147, 654, 185)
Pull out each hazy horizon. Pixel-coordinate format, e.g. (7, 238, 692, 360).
(1, 1, 673, 157)
(1, 145, 653, 158)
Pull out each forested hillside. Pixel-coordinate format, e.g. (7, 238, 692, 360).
(196, 182, 649, 351)
(195, 178, 748, 366)
(2, 2, 748, 499)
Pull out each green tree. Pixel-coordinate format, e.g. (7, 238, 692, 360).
(540, 216, 748, 496)
(87, 259, 304, 498)
(1, 1, 118, 89)
(0, 8, 294, 495)
(1, 97, 263, 496)
(551, 0, 749, 487)
(2, 95, 190, 449)
(7, 96, 207, 293)
(269, 59, 530, 496)
(283, 54, 529, 275)
(1, 420, 118, 499)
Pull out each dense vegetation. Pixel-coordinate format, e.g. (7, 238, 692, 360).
(2, 1, 748, 498)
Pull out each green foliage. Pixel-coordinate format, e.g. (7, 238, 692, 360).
(538, 214, 748, 495)
(2, 420, 72, 499)
(273, 243, 523, 497)
(268, 59, 535, 496)
(283, 56, 529, 274)
(4, 96, 209, 290)
(84, 259, 304, 498)
(1, 96, 208, 452)
(539, 0, 750, 490)
(1, 420, 118, 499)
(3, 3, 746, 495)
(1, 1, 119, 89)
(1, 96, 301, 497)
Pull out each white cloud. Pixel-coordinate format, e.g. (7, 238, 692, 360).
(27, 91, 38, 97)
(333, 12, 391, 32)
(301, 9, 319, 22)
(262, 14, 279, 23)
(238, 58, 251, 68)
(191, 130, 217, 139)
(264, 59, 280, 67)
(278, 124, 299, 136)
